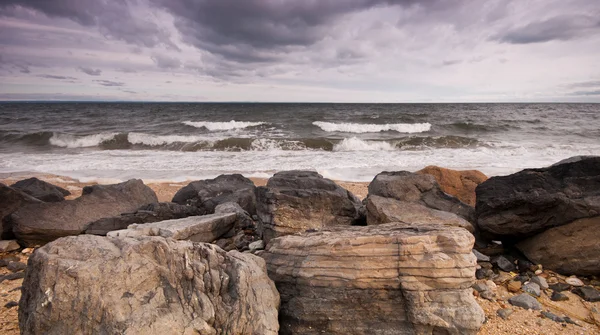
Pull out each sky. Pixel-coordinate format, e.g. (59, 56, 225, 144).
(1, 0, 600, 102)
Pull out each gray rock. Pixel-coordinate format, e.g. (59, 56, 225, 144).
(0, 255, 20, 267)
(551, 291, 569, 301)
(248, 240, 265, 252)
(11, 177, 70, 202)
(496, 308, 513, 320)
(565, 276, 584, 287)
(473, 282, 489, 293)
(493, 255, 516, 272)
(549, 283, 571, 292)
(480, 290, 495, 300)
(215, 201, 256, 232)
(541, 311, 565, 323)
(530, 276, 549, 290)
(522, 282, 541, 297)
(572, 286, 600, 302)
(6, 261, 26, 272)
(0, 272, 25, 283)
(473, 249, 491, 262)
(0, 183, 42, 240)
(0, 240, 20, 252)
(508, 294, 542, 310)
(476, 268, 494, 280)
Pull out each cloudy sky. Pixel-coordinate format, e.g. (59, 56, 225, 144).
(1, 0, 599, 102)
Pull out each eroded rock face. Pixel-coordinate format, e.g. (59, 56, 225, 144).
(10, 177, 70, 202)
(172, 174, 256, 215)
(416, 166, 487, 206)
(11, 179, 158, 246)
(256, 171, 363, 244)
(261, 223, 484, 335)
(368, 171, 475, 222)
(476, 157, 600, 241)
(0, 183, 42, 240)
(19, 235, 279, 335)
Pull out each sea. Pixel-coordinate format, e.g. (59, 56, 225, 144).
(0, 102, 599, 182)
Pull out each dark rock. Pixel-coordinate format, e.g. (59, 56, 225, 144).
(572, 286, 600, 302)
(4, 301, 18, 309)
(549, 283, 571, 292)
(496, 308, 513, 320)
(215, 202, 256, 232)
(492, 255, 516, 272)
(473, 282, 489, 293)
(508, 294, 542, 310)
(541, 311, 565, 323)
(10, 177, 70, 202)
(7, 261, 26, 272)
(522, 282, 541, 297)
(551, 291, 569, 301)
(514, 275, 530, 284)
(476, 268, 494, 280)
(517, 259, 536, 273)
(476, 156, 600, 241)
(0, 255, 20, 267)
(0, 183, 42, 240)
(11, 179, 158, 246)
(0, 272, 25, 283)
(473, 249, 491, 262)
(172, 174, 256, 215)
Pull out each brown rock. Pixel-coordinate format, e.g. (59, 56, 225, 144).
(417, 166, 487, 206)
(507, 280, 522, 293)
(0, 183, 42, 240)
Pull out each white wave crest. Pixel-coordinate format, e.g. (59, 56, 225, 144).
(249, 138, 306, 151)
(313, 121, 431, 133)
(49, 133, 118, 148)
(333, 137, 395, 151)
(183, 120, 266, 131)
(128, 133, 213, 146)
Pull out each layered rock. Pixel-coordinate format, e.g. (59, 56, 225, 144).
(10, 177, 70, 202)
(416, 166, 487, 206)
(368, 171, 474, 222)
(0, 183, 42, 240)
(256, 171, 363, 244)
(11, 179, 157, 246)
(261, 223, 484, 335)
(172, 174, 256, 215)
(19, 235, 279, 334)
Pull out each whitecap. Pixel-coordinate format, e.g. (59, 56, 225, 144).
(183, 120, 266, 131)
(333, 137, 395, 151)
(313, 121, 431, 133)
(49, 133, 118, 148)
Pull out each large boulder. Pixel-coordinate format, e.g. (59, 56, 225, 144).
(10, 179, 158, 246)
(172, 174, 257, 215)
(256, 170, 363, 244)
(261, 223, 484, 335)
(19, 235, 279, 334)
(0, 183, 42, 240)
(417, 166, 487, 206)
(476, 156, 600, 241)
(10, 177, 70, 202)
(366, 195, 474, 232)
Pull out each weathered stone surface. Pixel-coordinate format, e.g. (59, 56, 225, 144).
(19, 235, 279, 335)
(516, 217, 600, 276)
(261, 222, 484, 335)
(522, 282, 541, 297)
(172, 174, 256, 215)
(214, 202, 255, 232)
(10, 177, 70, 202)
(476, 157, 600, 240)
(0, 183, 42, 240)
(368, 171, 475, 222)
(107, 213, 237, 243)
(11, 180, 158, 246)
(365, 195, 474, 232)
(417, 166, 487, 206)
(508, 294, 541, 310)
(84, 202, 201, 235)
(530, 276, 549, 290)
(572, 286, 600, 302)
(256, 171, 363, 244)
(0, 240, 20, 252)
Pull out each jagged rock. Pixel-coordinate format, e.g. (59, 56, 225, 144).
(492, 255, 516, 272)
(215, 202, 255, 232)
(522, 282, 541, 297)
(172, 174, 257, 215)
(256, 171, 363, 244)
(19, 235, 279, 334)
(0, 183, 42, 240)
(10, 180, 158, 246)
(0, 240, 20, 252)
(508, 294, 541, 310)
(368, 171, 475, 222)
(107, 213, 237, 243)
(261, 222, 485, 335)
(516, 217, 600, 276)
(10, 177, 70, 202)
(84, 202, 201, 235)
(476, 156, 600, 241)
(572, 286, 600, 302)
(551, 291, 569, 301)
(365, 195, 474, 232)
(417, 166, 487, 206)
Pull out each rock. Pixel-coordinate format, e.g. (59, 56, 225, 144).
(0, 240, 20, 252)
(473, 282, 489, 293)
(84, 202, 201, 235)
(572, 286, 600, 302)
(565, 276, 584, 287)
(522, 282, 541, 297)
(19, 235, 279, 334)
(514, 275, 530, 284)
(516, 217, 600, 276)
(496, 308, 513, 320)
(416, 166, 487, 206)
(21, 247, 33, 254)
(5, 301, 18, 309)
(0, 255, 20, 267)
(10, 177, 70, 202)
(492, 255, 516, 272)
(172, 174, 257, 215)
(248, 240, 264, 252)
(516, 259, 536, 273)
(107, 213, 237, 243)
(0, 272, 25, 283)
(552, 155, 599, 166)
(7, 261, 27, 272)
(480, 290, 495, 300)
(508, 294, 542, 310)
(476, 157, 600, 240)
(530, 276, 549, 290)
(215, 202, 255, 232)
(365, 195, 474, 232)
(551, 291, 569, 301)
(473, 249, 491, 262)
(549, 283, 571, 292)
(541, 311, 565, 323)
(493, 271, 512, 284)
(10, 179, 158, 246)
(0, 183, 42, 240)
(256, 171, 363, 244)
(507, 280, 522, 293)
(368, 171, 475, 222)
(261, 222, 485, 335)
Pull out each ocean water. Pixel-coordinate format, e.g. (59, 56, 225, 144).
(0, 102, 599, 182)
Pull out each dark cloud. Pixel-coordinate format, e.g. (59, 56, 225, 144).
(494, 14, 600, 44)
(151, 53, 181, 69)
(38, 74, 78, 80)
(568, 80, 600, 88)
(94, 80, 125, 87)
(79, 67, 102, 76)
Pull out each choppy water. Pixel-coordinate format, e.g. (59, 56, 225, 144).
(0, 102, 598, 182)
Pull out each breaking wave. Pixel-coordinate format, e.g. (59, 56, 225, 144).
(313, 121, 431, 133)
(182, 120, 266, 131)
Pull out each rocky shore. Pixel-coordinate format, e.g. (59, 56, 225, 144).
(1, 158, 600, 334)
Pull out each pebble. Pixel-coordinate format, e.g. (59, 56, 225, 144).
(493, 271, 513, 284)
(473, 282, 489, 293)
(480, 290, 495, 300)
(476, 268, 494, 280)
(516, 259, 535, 273)
(0, 240, 20, 252)
(4, 301, 18, 309)
(549, 282, 571, 292)
(572, 286, 600, 302)
(541, 311, 565, 323)
(508, 293, 542, 310)
(485, 280, 497, 291)
(522, 282, 541, 297)
(21, 248, 34, 254)
(530, 276, 549, 290)
(565, 276, 584, 287)
(7, 261, 27, 273)
(493, 255, 516, 272)
(550, 291, 569, 301)
(248, 240, 265, 252)
(473, 249, 491, 262)
(547, 276, 559, 284)
(507, 280, 522, 293)
(496, 308, 513, 320)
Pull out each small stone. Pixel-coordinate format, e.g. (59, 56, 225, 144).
(473, 249, 491, 262)
(476, 268, 494, 280)
(522, 282, 541, 297)
(547, 276, 559, 284)
(534, 269, 543, 275)
(493, 255, 516, 272)
(480, 290, 495, 300)
(479, 262, 493, 269)
(6, 261, 27, 273)
(507, 280, 522, 293)
(549, 283, 571, 292)
(563, 316, 579, 326)
(4, 301, 18, 309)
(485, 280, 497, 291)
(496, 308, 513, 320)
(473, 282, 489, 293)
(248, 240, 265, 252)
(541, 311, 565, 323)
(516, 259, 535, 273)
(514, 275, 530, 283)
(0, 272, 25, 283)
(493, 271, 513, 284)
(0, 240, 20, 252)
(591, 279, 600, 287)
(530, 276, 549, 290)
(565, 276, 584, 287)
(551, 291, 569, 301)
(508, 293, 542, 310)
(0, 255, 20, 267)
(572, 286, 600, 302)
(21, 248, 34, 254)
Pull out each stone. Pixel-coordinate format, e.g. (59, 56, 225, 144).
(107, 213, 237, 243)
(11, 179, 158, 246)
(0, 240, 20, 252)
(248, 240, 264, 252)
(476, 156, 600, 240)
(492, 255, 516, 272)
(0, 255, 20, 267)
(476, 268, 494, 280)
(0, 183, 42, 240)
(516, 217, 600, 276)
(507, 280, 522, 293)
(480, 290, 495, 300)
(549, 283, 571, 292)
(365, 195, 474, 232)
(368, 171, 475, 222)
(508, 294, 542, 310)
(172, 174, 257, 215)
(541, 311, 565, 323)
(0, 272, 25, 283)
(19, 235, 279, 334)
(261, 222, 485, 335)
(416, 166, 487, 206)
(496, 308, 513, 320)
(215, 202, 256, 232)
(530, 276, 549, 290)
(550, 291, 569, 301)
(473, 282, 489, 293)
(256, 171, 363, 244)
(516, 259, 536, 273)
(5, 301, 18, 309)
(565, 276, 584, 287)
(10, 177, 70, 202)
(522, 282, 541, 297)
(473, 249, 491, 262)
(7, 261, 26, 272)
(572, 286, 600, 302)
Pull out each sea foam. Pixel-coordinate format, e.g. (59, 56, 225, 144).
(313, 121, 431, 133)
(183, 120, 266, 131)
(128, 133, 214, 146)
(333, 137, 395, 151)
(49, 133, 118, 148)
